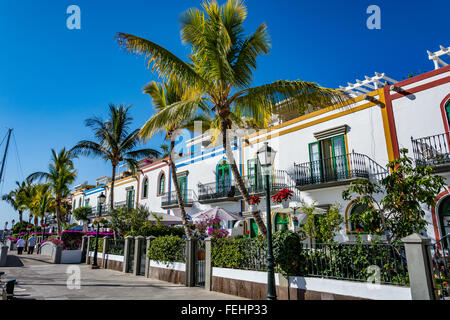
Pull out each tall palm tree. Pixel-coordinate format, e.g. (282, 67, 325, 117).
(140, 80, 211, 238)
(28, 183, 55, 234)
(116, 0, 347, 235)
(28, 148, 77, 234)
(2, 181, 28, 223)
(71, 104, 161, 211)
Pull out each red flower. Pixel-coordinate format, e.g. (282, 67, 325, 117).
(271, 189, 294, 204)
(249, 196, 261, 205)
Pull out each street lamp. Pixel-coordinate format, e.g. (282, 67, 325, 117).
(91, 192, 106, 269)
(256, 142, 277, 300)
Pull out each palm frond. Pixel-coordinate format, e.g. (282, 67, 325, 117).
(233, 80, 349, 123)
(116, 32, 205, 88)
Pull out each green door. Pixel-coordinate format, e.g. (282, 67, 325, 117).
(331, 135, 348, 179)
(250, 219, 259, 237)
(275, 213, 289, 231)
(438, 197, 450, 246)
(445, 101, 450, 125)
(177, 176, 187, 202)
(217, 162, 231, 196)
(126, 189, 135, 209)
(247, 159, 260, 193)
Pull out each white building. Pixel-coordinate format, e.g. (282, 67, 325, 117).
(71, 46, 450, 243)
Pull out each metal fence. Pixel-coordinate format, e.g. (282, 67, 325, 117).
(301, 242, 409, 286)
(105, 239, 125, 256)
(428, 234, 450, 300)
(211, 239, 409, 286)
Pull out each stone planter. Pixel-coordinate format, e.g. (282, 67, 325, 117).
(60, 249, 82, 264)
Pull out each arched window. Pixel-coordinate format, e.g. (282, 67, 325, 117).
(349, 203, 369, 232)
(142, 178, 148, 198)
(158, 173, 165, 195)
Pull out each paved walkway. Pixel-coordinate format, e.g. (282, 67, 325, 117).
(1, 252, 244, 300)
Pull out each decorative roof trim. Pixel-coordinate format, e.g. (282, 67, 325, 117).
(314, 125, 349, 140)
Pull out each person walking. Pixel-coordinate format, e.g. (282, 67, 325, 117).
(16, 237, 25, 255)
(27, 235, 37, 254)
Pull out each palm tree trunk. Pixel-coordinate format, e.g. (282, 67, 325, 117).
(34, 214, 38, 235)
(55, 201, 62, 235)
(18, 210, 23, 224)
(219, 116, 267, 236)
(169, 139, 192, 238)
(110, 164, 116, 210)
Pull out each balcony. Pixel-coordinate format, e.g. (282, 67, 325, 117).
(198, 182, 242, 203)
(197, 170, 291, 203)
(161, 189, 197, 208)
(293, 152, 387, 191)
(411, 132, 450, 171)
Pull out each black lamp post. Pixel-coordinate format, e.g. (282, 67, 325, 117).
(256, 142, 277, 301)
(92, 192, 106, 269)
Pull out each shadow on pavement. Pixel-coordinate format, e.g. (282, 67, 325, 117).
(5, 255, 24, 267)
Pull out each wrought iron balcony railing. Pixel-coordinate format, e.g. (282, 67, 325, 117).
(197, 170, 291, 202)
(198, 181, 241, 202)
(161, 189, 197, 208)
(411, 132, 450, 167)
(293, 152, 387, 188)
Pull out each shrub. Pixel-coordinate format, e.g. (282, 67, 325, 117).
(134, 223, 185, 238)
(60, 230, 84, 250)
(72, 206, 91, 222)
(147, 235, 185, 265)
(211, 230, 304, 276)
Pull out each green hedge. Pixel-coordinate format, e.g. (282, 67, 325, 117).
(128, 224, 185, 238)
(147, 235, 185, 265)
(88, 237, 104, 253)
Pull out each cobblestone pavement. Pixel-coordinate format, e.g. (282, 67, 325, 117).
(1, 252, 244, 300)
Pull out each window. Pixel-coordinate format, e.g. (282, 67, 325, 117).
(349, 203, 369, 232)
(126, 189, 135, 209)
(177, 176, 187, 201)
(84, 199, 90, 207)
(308, 134, 348, 183)
(78, 198, 81, 208)
(217, 160, 231, 195)
(247, 158, 272, 192)
(142, 178, 148, 198)
(158, 173, 165, 195)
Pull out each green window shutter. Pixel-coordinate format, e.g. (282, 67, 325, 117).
(309, 142, 322, 183)
(331, 135, 348, 179)
(143, 179, 148, 198)
(159, 175, 165, 195)
(247, 158, 263, 192)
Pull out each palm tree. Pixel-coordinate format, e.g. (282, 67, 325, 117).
(28, 148, 77, 234)
(71, 104, 161, 211)
(116, 0, 347, 235)
(140, 80, 211, 237)
(2, 181, 28, 223)
(28, 183, 55, 234)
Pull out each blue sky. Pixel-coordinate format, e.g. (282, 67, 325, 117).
(0, 0, 448, 227)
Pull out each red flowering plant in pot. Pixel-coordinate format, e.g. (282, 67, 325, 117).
(271, 189, 294, 204)
(249, 196, 261, 206)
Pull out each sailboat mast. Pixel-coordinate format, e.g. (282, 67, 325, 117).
(0, 128, 13, 183)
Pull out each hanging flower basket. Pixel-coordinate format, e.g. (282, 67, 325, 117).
(271, 189, 294, 204)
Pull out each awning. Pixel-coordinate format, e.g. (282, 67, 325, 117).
(149, 212, 183, 226)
